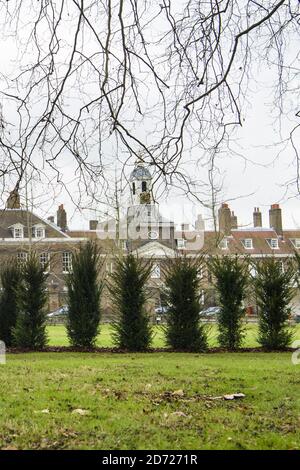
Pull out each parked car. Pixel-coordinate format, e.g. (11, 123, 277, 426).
(47, 305, 68, 318)
(199, 306, 220, 318)
(155, 305, 169, 324)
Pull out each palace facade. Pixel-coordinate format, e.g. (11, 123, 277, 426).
(1, 163, 300, 317)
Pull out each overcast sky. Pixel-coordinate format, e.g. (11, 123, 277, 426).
(0, 1, 299, 232)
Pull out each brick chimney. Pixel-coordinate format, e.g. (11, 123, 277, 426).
(253, 207, 262, 227)
(269, 204, 282, 235)
(89, 220, 98, 230)
(218, 203, 231, 234)
(231, 211, 238, 229)
(6, 189, 20, 209)
(57, 204, 67, 232)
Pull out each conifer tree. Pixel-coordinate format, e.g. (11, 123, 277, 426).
(14, 253, 48, 349)
(108, 254, 152, 351)
(164, 256, 208, 352)
(253, 257, 294, 350)
(0, 261, 22, 347)
(67, 241, 103, 348)
(209, 255, 249, 350)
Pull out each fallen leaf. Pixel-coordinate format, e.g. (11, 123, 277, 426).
(71, 408, 89, 416)
(172, 389, 184, 397)
(170, 411, 188, 418)
(34, 409, 50, 414)
(223, 393, 245, 400)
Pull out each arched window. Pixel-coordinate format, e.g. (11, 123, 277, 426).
(132, 182, 136, 195)
(142, 181, 147, 192)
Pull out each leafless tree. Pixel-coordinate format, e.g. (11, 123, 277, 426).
(0, 0, 298, 202)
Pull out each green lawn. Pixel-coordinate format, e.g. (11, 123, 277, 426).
(0, 351, 300, 449)
(46, 323, 300, 348)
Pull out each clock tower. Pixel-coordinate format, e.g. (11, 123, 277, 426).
(129, 161, 152, 206)
(126, 161, 174, 246)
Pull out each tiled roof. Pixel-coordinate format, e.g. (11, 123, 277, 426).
(0, 209, 68, 239)
(179, 229, 298, 256)
(68, 226, 300, 257)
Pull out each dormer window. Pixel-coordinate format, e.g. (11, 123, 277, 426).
(177, 238, 186, 249)
(243, 238, 253, 249)
(14, 228, 23, 238)
(10, 223, 24, 239)
(219, 238, 228, 250)
(141, 181, 147, 192)
(32, 224, 45, 239)
(132, 182, 136, 195)
(267, 238, 279, 249)
(291, 239, 300, 249)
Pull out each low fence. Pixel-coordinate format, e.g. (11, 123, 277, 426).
(46, 315, 300, 326)
(46, 316, 260, 326)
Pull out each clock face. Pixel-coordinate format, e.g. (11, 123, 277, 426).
(148, 230, 158, 240)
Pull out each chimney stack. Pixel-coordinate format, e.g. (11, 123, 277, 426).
(231, 211, 238, 229)
(89, 220, 98, 230)
(253, 207, 262, 227)
(218, 203, 231, 234)
(47, 216, 55, 224)
(57, 204, 67, 232)
(269, 204, 282, 235)
(195, 214, 205, 231)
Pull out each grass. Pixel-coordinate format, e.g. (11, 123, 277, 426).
(46, 323, 300, 348)
(1, 324, 299, 449)
(0, 351, 300, 449)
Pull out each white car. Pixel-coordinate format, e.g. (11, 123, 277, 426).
(47, 306, 68, 318)
(199, 306, 221, 318)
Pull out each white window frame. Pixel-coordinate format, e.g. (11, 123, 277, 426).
(62, 252, 72, 273)
(249, 265, 257, 277)
(279, 260, 284, 273)
(40, 252, 50, 272)
(151, 263, 161, 279)
(292, 239, 300, 249)
(17, 252, 28, 264)
(177, 238, 186, 249)
(13, 226, 24, 239)
(243, 238, 253, 249)
(106, 262, 114, 273)
(33, 225, 45, 239)
(269, 238, 279, 249)
(200, 289, 205, 306)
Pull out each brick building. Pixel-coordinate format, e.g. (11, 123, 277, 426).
(1, 163, 300, 316)
(0, 192, 85, 311)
